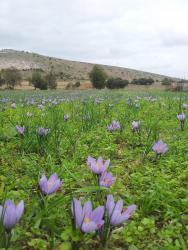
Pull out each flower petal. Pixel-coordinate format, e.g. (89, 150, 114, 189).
(110, 209, 122, 226)
(114, 199, 123, 212)
(48, 173, 58, 182)
(82, 221, 97, 233)
(0, 205, 3, 218)
(3, 201, 17, 230)
(39, 174, 48, 193)
(72, 199, 83, 228)
(104, 159, 110, 170)
(106, 195, 115, 217)
(83, 201, 92, 216)
(90, 206, 104, 223)
(16, 201, 24, 222)
(121, 205, 137, 220)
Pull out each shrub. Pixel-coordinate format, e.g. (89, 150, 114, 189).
(45, 72, 57, 89)
(29, 72, 48, 90)
(74, 81, 81, 88)
(89, 65, 107, 89)
(106, 77, 129, 89)
(171, 84, 183, 92)
(131, 78, 154, 85)
(161, 77, 172, 86)
(1, 68, 22, 89)
(65, 83, 72, 89)
(59, 72, 64, 80)
(39, 81, 48, 90)
(0, 71, 5, 87)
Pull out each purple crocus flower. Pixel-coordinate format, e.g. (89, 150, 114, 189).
(177, 113, 186, 122)
(99, 171, 116, 188)
(16, 125, 25, 136)
(152, 140, 168, 155)
(2, 98, 8, 103)
(64, 115, 70, 121)
(177, 113, 186, 130)
(87, 156, 110, 175)
(107, 121, 121, 132)
(38, 104, 45, 110)
(71, 198, 104, 233)
(11, 103, 16, 109)
(52, 100, 58, 105)
(39, 173, 63, 195)
(106, 195, 136, 226)
(132, 121, 140, 132)
(0, 200, 24, 231)
(37, 127, 50, 137)
(183, 103, 188, 108)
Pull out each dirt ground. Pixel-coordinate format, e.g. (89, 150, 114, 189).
(0, 81, 166, 91)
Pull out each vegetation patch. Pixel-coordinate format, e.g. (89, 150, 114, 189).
(0, 89, 187, 249)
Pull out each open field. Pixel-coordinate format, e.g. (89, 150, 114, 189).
(0, 81, 168, 91)
(0, 89, 188, 250)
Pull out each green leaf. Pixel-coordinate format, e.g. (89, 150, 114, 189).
(129, 246, 139, 250)
(75, 186, 106, 193)
(58, 242, 71, 250)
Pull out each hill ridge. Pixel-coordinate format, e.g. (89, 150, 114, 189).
(0, 49, 178, 81)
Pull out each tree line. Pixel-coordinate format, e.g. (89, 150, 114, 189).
(89, 65, 156, 89)
(0, 68, 58, 90)
(28, 71, 57, 90)
(0, 65, 173, 90)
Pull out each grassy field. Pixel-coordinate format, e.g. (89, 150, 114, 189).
(0, 89, 187, 250)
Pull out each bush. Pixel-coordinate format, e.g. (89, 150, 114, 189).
(171, 84, 183, 92)
(161, 77, 172, 86)
(1, 68, 22, 89)
(29, 72, 48, 90)
(65, 83, 72, 89)
(39, 81, 48, 90)
(131, 78, 154, 85)
(45, 72, 57, 89)
(106, 77, 129, 89)
(0, 71, 5, 87)
(74, 81, 81, 88)
(89, 65, 107, 89)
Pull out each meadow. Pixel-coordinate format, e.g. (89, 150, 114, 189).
(0, 89, 187, 250)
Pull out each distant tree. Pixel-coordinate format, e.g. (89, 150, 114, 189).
(89, 65, 107, 89)
(131, 78, 154, 85)
(171, 84, 183, 92)
(74, 81, 81, 88)
(161, 77, 172, 86)
(65, 83, 73, 89)
(39, 81, 48, 90)
(0, 71, 5, 87)
(29, 72, 48, 90)
(179, 79, 188, 83)
(45, 71, 57, 89)
(107, 77, 129, 89)
(59, 71, 64, 80)
(1, 68, 22, 89)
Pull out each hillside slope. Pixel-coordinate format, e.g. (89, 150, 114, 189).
(0, 49, 175, 82)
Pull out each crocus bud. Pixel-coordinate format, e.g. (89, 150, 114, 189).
(152, 140, 168, 155)
(39, 173, 63, 195)
(0, 200, 24, 231)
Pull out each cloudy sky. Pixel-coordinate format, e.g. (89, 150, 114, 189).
(0, 0, 188, 78)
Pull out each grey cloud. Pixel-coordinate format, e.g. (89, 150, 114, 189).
(161, 32, 188, 47)
(0, 0, 188, 78)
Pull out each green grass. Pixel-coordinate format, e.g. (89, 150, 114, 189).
(0, 89, 188, 250)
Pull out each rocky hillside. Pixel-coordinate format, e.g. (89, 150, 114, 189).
(0, 49, 176, 82)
